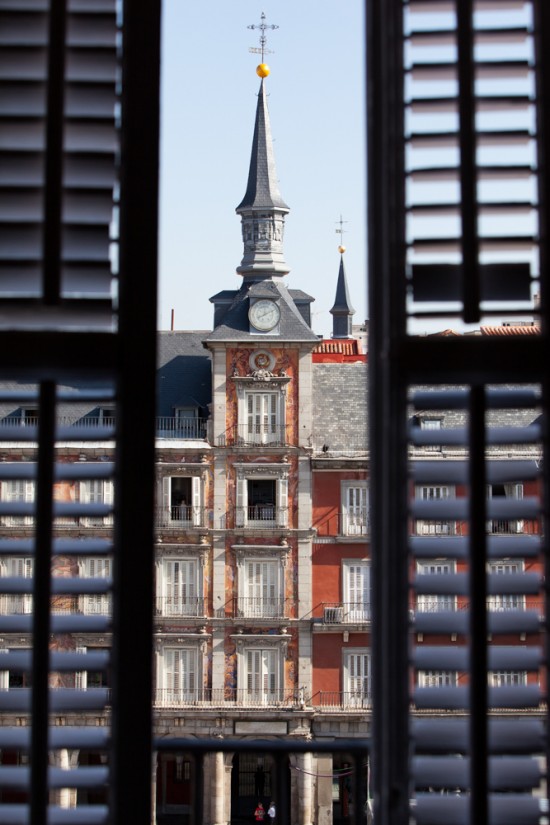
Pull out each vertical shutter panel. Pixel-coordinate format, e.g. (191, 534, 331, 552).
(191, 475, 201, 526)
(236, 477, 246, 526)
(368, 1, 549, 823)
(277, 477, 288, 526)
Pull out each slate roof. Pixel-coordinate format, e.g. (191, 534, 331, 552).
(157, 331, 212, 416)
(236, 79, 288, 212)
(204, 278, 320, 344)
(330, 256, 355, 314)
(311, 362, 368, 453)
(0, 332, 213, 424)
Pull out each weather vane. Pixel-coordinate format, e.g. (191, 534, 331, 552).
(335, 214, 349, 253)
(248, 11, 279, 65)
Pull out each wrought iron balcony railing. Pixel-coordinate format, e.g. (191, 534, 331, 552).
(0, 416, 208, 440)
(234, 596, 287, 619)
(153, 688, 300, 710)
(310, 691, 372, 710)
(155, 506, 206, 529)
(155, 596, 206, 617)
(319, 602, 372, 624)
(217, 424, 293, 447)
(314, 510, 371, 538)
(234, 506, 288, 528)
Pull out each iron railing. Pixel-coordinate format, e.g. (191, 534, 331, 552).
(234, 506, 288, 528)
(318, 603, 372, 624)
(154, 506, 206, 529)
(314, 510, 371, 537)
(217, 424, 293, 447)
(234, 596, 287, 619)
(154, 596, 206, 617)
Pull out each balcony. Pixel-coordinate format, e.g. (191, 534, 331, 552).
(234, 506, 288, 529)
(235, 597, 287, 619)
(0, 416, 208, 441)
(155, 506, 207, 529)
(153, 688, 299, 710)
(218, 425, 293, 448)
(155, 596, 206, 618)
(319, 602, 372, 624)
(310, 691, 372, 711)
(314, 510, 370, 538)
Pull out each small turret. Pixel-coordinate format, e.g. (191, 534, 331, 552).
(330, 249, 355, 339)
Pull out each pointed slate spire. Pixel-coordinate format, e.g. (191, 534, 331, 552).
(330, 254, 355, 339)
(236, 78, 290, 280)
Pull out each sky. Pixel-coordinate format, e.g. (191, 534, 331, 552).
(158, 1, 366, 337)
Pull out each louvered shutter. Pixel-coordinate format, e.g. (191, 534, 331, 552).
(236, 477, 246, 527)
(0, 1, 160, 820)
(277, 476, 288, 527)
(162, 476, 171, 524)
(346, 562, 370, 622)
(368, 2, 549, 824)
(191, 475, 201, 526)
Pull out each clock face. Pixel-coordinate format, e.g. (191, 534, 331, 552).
(249, 299, 280, 331)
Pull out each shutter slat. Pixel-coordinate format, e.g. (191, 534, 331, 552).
(414, 609, 540, 635)
(0, 803, 109, 825)
(0, 688, 109, 712)
(412, 717, 545, 754)
(411, 460, 538, 485)
(414, 571, 540, 595)
(0, 766, 108, 789)
(0, 726, 109, 750)
(411, 535, 542, 559)
(414, 685, 540, 710)
(412, 496, 539, 520)
(414, 793, 541, 825)
(413, 756, 541, 790)
(414, 646, 542, 671)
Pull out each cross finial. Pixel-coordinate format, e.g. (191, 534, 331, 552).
(335, 214, 349, 253)
(248, 11, 279, 63)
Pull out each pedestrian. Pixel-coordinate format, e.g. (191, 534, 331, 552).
(254, 801, 265, 821)
(267, 801, 276, 823)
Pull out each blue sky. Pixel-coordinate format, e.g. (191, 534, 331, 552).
(158, 1, 366, 336)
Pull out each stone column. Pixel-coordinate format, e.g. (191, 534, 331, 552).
(298, 752, 313, 825)
(212, 750, 225, 825)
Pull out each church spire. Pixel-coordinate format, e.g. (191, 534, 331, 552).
(330, 249, 355, 339)
(236, 68, 290, 280)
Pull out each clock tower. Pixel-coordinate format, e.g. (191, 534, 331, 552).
(202, 62, 319, 787)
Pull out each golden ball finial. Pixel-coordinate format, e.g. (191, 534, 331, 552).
(256, 63, 270, 78)
(338, 245, 346, 254)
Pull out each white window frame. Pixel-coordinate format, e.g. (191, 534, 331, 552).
(240, 647, 280, 705)
(235, 468, 288, 528)
(343, 560, 371, 621)
(237, 388, 285, 446)
(1, 480, 34, 526)
(159, 646, 199, 705)
(161, 475, 202, 527)
(341, 482, 369, 536)
(416, 559, 456, 613)
(78, 558, 111, 615)
(487, 483, 524, 534)
(417, 671, 457, 688)
(1, 557, 33, 615)
(488, 671, 527, 687)
(343, 650, 371, 707)
(239, 559, 283, 618)
(487, 559, 525, 611)
(79, 479, 114, 526)
(415, 484, 455, 535)
(157, 558, 201, 617)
